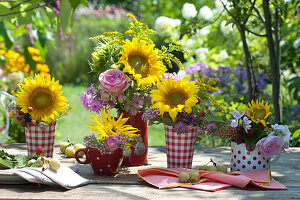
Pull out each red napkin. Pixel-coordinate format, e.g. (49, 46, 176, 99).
(138, 168, 287, 192)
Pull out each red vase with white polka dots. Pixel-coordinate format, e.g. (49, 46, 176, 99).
(230, 141, 270, 172)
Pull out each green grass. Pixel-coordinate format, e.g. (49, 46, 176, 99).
(55, 85, 166, 146)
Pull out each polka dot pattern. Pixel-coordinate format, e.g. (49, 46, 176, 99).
(230, 142, 270, 172)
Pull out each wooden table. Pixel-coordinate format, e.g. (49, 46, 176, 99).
(0, 143, 299, 200)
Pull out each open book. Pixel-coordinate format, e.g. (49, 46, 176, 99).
(0, 165, 90, 189)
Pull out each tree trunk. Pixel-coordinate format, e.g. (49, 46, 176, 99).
(239, 27, 254, 101)
(262, 0, 282, 122)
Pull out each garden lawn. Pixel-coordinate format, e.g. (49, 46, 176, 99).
(55, 85, 166, 146)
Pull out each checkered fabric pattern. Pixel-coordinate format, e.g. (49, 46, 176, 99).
(165, 125, 197, 169)
(25, 121, 56, 158)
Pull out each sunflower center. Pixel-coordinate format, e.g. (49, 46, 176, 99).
(128, 55, 149, 77)
(254, 109, 266, 120)
(30, 88, 53, 110)
(168, 91, 185, 106)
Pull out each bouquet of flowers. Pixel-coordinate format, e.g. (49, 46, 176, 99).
(83, 108, 145, 156)
(80, 14, 184, 115)
(8, 73, 71, 128)
(143, 74, 224, 134)
(218, 99, 291, 158)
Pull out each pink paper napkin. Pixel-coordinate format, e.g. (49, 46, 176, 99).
(138, 168, 287, 192)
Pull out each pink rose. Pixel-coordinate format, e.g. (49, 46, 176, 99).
(256, 136, 284, 158)
(99, 69, 130, 93)
(105, 135, 120, 151)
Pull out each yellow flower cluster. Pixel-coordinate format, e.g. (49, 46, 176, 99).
(0, 46, 50, 76)
(197, 76, 224, 110)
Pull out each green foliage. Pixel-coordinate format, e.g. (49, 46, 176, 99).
(0, 150, 29, 169)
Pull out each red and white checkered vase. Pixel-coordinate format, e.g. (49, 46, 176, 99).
(165, 125, 198, 169)
(25, 121, 56, 158)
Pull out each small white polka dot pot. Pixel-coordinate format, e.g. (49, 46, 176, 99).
(230, 141, 279, 172)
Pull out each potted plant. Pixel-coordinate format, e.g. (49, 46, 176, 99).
(80, 14, 183, 166)
(143, 74, 224, 169)
(218, 99, 291, 171)
(8, 74, 71, 158)
(75, 108, 145, 175)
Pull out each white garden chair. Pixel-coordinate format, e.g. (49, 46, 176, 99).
(0, 91, 16, 143)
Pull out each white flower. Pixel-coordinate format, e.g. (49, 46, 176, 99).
(293, 37, 300, 49)
(242, 116, 252, 130)
(194, 47, 208, 60)
(154, 16, 181, 36)
(231, 119, 238, 128)
(219, 49, 229, 61)
(270, 124, 292, 149)
(198, 6, 213, 21)
(182, 3, 197, 19)
(195, 26, 211, 38)
(230, 110, 245, 120)
(215, 0, 232, 12)
(220, 21, 234, 35)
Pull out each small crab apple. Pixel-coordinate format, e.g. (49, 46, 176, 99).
(74, 144, 85, 158)
(190, 171, 200, 183)
(35, 148, 44, 156)
(217, 165, 227, 173)
(30, 120, 36, 126)
(65, 146, 76, 158)
(60, 142, 70, 153)
(178, 172, 190, 183)
(206, 165, 217, 171)
(49, 159, 61, 171)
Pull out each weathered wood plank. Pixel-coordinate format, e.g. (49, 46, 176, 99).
(0, 143, 299, 199)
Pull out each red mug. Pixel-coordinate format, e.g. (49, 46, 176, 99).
(75, 146, 124, 175)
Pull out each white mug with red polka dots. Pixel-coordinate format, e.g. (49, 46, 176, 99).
(230, 141, 280, 172)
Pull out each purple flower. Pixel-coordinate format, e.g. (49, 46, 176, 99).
(161, 73, 181, 81)
(173, 121, 187, 134)
(105, 135, 120, 151)
(73, 168, 81, 173)
(90, 99, 103, 113)
(99, 69, 131, 93)
(86, 83, 95, 95)
(242, 116, 252, 130)
(230, 110, 245, 120)
(256, 136, 284, 158)
(25, 24, 34, 45)
(233, 81, 244, 91)
(185, 62, 207, 74)
(205, 121, 218, 134)
(80, 92, 93, 110)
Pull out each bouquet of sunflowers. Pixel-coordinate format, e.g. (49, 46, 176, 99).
(80, 14, 184, 115)
(218, 99, 291, 158)
(8, 74, 71, 128)
(143, 74, 224, 134)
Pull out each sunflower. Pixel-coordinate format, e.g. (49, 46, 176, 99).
(88, 108, 139, 140)
(119, 38, 166, 89)
(15, 74, 69, 122)
(151, 76, 199, 121)
(246, 99, 271, 126)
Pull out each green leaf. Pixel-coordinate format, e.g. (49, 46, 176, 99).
(60, 0, 74, 35)
(31, 161, 40, 167)
(292, 129, 300, 140)
(23, 44, 37, 71)
(37, 30, 46, 48)
(0, 158, 13, 169)
(0, 21, 14, 49)
(202, 114, 225, 122)
(43, 7, 58, 32)
(14, 155, 29, 167)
